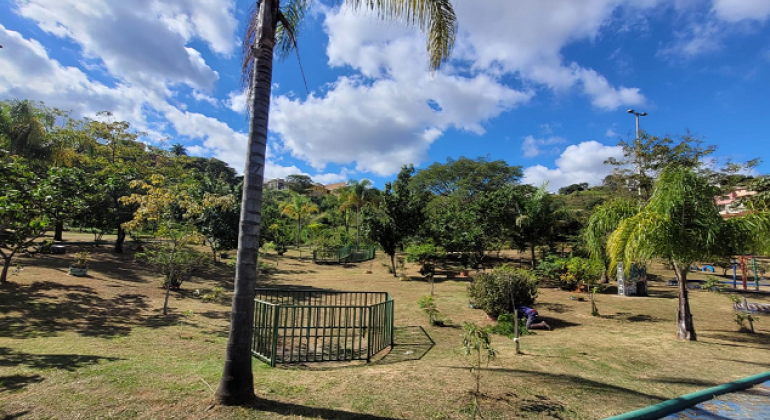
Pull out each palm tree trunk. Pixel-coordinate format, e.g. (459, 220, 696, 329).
(674, 262, 696, 341)
(215, 0, 277, 406)
(390, 253, 397, 278)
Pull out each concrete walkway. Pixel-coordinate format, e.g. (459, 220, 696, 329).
(660, 380, 770, 419)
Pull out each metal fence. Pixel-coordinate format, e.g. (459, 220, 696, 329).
(252, 289, 394, 367)
(312, 246, 376, 264)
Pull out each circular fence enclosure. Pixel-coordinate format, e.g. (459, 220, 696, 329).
(252, 289, 394, 367)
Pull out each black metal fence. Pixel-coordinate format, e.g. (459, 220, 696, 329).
(312, 246, 376, 264)
(252, 289, 394, 366)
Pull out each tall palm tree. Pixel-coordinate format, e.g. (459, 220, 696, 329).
(215, 0, 457, 406)
(281, 192, 319, 247)
(339, 179, 374, 247)
(583, 198, 638, 283)
(607, 167, 770, 340)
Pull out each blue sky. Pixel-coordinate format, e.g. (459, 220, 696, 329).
(1, 0, 769, 191)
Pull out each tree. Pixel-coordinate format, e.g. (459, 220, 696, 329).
(280, 192, 319, 248)
(583, 198, 638, 283)
(0, 154, 50, 283)
(412, 156, 522, 199)
(607, 167, 770, 340)
(339, 179, 375, 247)
(170, 143, 187, 157)
(0, 100, 60, 168)
(285, 174, 313, 194)
(216, 0, 457, 405)
(605, 132, 716, 201)
(45, 167, 87, 241)
(558, 183, 588, 195)
(513, 184, 567, 267)
(363, 165, 426, 276)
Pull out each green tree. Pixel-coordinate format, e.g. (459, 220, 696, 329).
(216, 0, 457, 405)
(0, 154, 50, 283)
(46, 167, 87, 241)
(363, 165, 426, 276)
(285, 174, 313, 194)
(608, 167, 770, 340)
(170, 143, 187, 157)
(339, 179, 375, 247)
(0, 99, 60, 168)
(281, 192, 319, 248)
(583, 198, 638, 283)
(513, 184, 567, 267)
(412, 156, 522, 199)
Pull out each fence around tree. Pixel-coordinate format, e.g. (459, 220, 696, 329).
(252, 289, 394, 367)
(312, 245, 376, 264)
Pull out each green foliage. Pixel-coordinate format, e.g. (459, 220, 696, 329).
(136, 245, 210, 289)
(72, 251, 90, 269)
(417, 295, 448, 326)
(461, 322, 498, 420)
(406, 243, 445, 277)
(468, 266, 538, 318)
(734, 312, 759, 331)
(490, 312, 532, 338)
(537, 254, 569, 282)
(560, 257, 602, 289)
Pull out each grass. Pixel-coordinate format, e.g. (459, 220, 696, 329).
(1, 232, 770, 419)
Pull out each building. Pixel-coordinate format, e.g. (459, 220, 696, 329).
(324, 182, 347, 195)
(264, 178, 286, 190)
(307, 183, 330, 197)
(715, 187, 756, 216)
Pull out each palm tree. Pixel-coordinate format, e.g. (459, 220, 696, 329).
(0, 100, 58, 166)
(607, 167, 770, 340)
(170, 143, 187, 157)
(583, 198, 638, 283)
(339, 179, 374, 247)
(281, 192, 319, 247)
(215, 0, 457, 405)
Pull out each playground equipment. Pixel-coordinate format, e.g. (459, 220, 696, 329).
(732, 255, 761, 291)
(252, 289, 394, 366)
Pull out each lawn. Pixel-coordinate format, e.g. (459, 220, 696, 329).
(1, 234, 769, 419)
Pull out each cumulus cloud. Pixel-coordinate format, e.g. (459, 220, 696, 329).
(523, 141, 623, 191)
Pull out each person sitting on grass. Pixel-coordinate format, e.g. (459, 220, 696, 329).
(516, 306, 551, 330)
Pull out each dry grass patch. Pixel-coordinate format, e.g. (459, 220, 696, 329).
(1, 241, 769, 419)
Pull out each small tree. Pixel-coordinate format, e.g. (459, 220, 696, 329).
(461, 322, 497, 420)
(281, 192, 319, 248)
(121, 175, 211, 315)
(406, 243, 446, 296)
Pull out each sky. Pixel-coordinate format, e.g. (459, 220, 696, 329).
(1, 0, 769, 191)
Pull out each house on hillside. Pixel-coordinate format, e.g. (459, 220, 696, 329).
(715, 187, 756, 216)
(308, 183, 330, 197)
(324, 182, 347, 195)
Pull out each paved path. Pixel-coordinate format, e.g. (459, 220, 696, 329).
(660, 380, 770, 419)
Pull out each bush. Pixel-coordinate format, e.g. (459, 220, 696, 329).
(537, 255, 568, 281)
(561, 257, 602, 289)
(490, 312, 533, 338)
(468, 266, 538, 318)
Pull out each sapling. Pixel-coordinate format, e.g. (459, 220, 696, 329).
(461, 322, 497, 420)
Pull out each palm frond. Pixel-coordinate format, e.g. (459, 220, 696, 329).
(341, 0, 457, 71)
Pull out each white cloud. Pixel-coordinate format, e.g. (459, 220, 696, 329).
(523, 141, 624, 191)
(12, 0, 237, 91)
(521, 136, 566, 158)
(192, 90, 219, 107)
(712, 0, 770, 22)
(606, 128, 618, 137)
(226, 90, 247, 114)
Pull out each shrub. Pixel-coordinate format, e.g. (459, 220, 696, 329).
(537, 255, 568, 281)
(468, 266, 538, 318)
(490, 312, 533, 338)
(561, 256, 602, 289)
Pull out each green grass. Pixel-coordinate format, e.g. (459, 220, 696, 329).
(1, 243, 770, 419)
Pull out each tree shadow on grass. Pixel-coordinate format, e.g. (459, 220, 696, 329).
(443, 366, 666, 405)
(0, 347, 122, 371)
(375, 326, 434, 365)
(0, 281, 182, 339)
(0, 411, 30, 420)
(601, 312, 663, 323)
(699, 331, 770, 349)
(0, 374, 43, 393)
(254, 398, 403, 420)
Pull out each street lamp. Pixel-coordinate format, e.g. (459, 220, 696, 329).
(627, 109, 647, 141)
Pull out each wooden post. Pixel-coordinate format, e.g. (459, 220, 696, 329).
(511, 291, 520, 354)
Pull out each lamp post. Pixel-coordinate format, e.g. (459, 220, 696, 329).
(627, 109, 648, 198)
(627, 109, 647, 141)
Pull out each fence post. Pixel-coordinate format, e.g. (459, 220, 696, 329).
(271, 306, 280, 367)
(367, 305, 374, 362)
